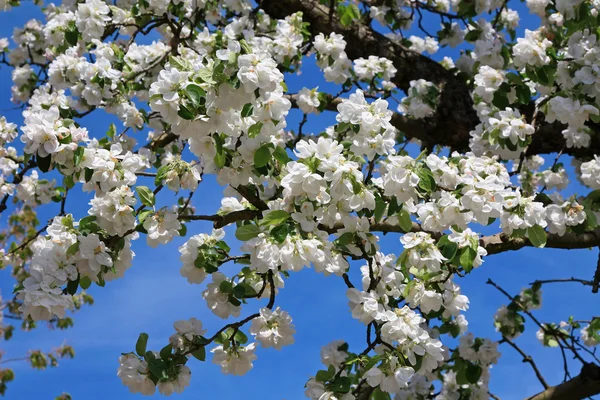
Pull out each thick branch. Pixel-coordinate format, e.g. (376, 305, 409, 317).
(263, 0, 600, 159)
(262, 0, 478, 150)
(528, 363, 600, 400)
(181, 209, 261, 229)
(186, 206, 600, 254)
(481, 230, 600, 255)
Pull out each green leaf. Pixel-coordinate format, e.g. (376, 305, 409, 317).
(336, 232, 355, 245)
(169, 55, 186, 71)
(147, 359, 167, 380)
(37, 154, 52, 173)
(492, 90, 509, 109)
(79, 216, 97, 230)
(177, 104, 195, 120)
(460, 247, 477, 273)
(66, 278, 78, 295)
(84, 168, 93, 182)
(234, 330, 248, 344)
(398, 209, 413, 233)
(374, 198, 387, 222)
(315, 367, 335, 382)
(138, 209, 153, 224)
(271, 224, 289, 243)
(272, 146, 291, 164)
(527, 225, 547, 248)
(254, 146, 271, 168)
(136, 186, 155, 207)
(388, 197, 399, 215)
(416, 167, 436, 193)
(106, 123, 116, 139)
(73, 147, 84, 167)
(136, 333, 149, 357)
(534, 193, 553, 206)
(214, 150, 226, 168)
(64, 175, 75, 189)
(440, 241, 458, 261)
(185, 84, 205, 108)
(338, 4, 360, 27)
(464, 29, 482, 41)
(239, 39, 252, 55)
(359, 355, 382, 377)
(228, 295, 241, 307)
(191, 347, 206, 361)
(515, 85, 531, 104)
(466, 363, 483, 384)
(67, 242, 79, 256)
(537, 65, 555, 86)
(235, 224, 261, 241)
(371, 387, 391, 400)
(215, 240, 231, 253)
(219, 280, 233, 294)
(65, 29, 78, 46)
(329, 376, 351, 393)
(248, 122, 263, 138)
(241, 103, 253, 118)
(79, 276, 92, 290)
(197, 68, 215, 84)
(159, 343, 172, 360)
(506, 72, 524, 85)
(232, 284, 248, 298)
(260, 210, 290, 226)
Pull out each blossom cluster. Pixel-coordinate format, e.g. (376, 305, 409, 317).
(1, 0, 600, 397)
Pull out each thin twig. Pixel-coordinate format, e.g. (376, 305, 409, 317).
(501, 337, 549, 389)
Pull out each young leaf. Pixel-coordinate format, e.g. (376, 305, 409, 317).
(73, 147, 84, 166)
(185, 84, 205, 108)
(374, 198, 387, 222)
(159, 343, 172, 360)
(260, 210, 290, 226)
(136, 333, 149, 357)
(466, 363, 483, 384)
(254, 146, 271, 168)
(178, 104, 195, 120)
(136, 186, 155, 207)
(192, 347, 206, 361)
(272, 146, 291, 164)
(67, 242, 79, 256)
(440, 241, 458, 261)
(398, 209, 413, 233)
(460, 247, 477, 273)
(248, 122, 263, 138)
(66, 278, 78, 295)
(527, 225, 547, 248)
(241, 103, 253, 118)
(79, 276, 92, 290)
(65, 29, 78, 46)
(37, 154, 52, 173)
(271, 224, 289, 243)
(336, 232, 355, 245)
(235, 224, 261, 241)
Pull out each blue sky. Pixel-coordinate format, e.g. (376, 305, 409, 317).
(0, 3, 599, 400)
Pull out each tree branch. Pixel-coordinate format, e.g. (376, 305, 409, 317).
(501, 337, 549, 389)
(262, 0, 478, 151)
(527, 363, 600, 400)
(263, 0, 600, 159)
(481, 230, 600, 255)
(180, 209, 261, 229)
